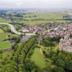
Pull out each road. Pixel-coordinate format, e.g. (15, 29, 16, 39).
(0, 23, 36, 35)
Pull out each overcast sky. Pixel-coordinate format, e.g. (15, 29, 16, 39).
(0, 0, 72, 9)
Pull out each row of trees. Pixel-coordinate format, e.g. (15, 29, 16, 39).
(0, 35, 40, 72)
(42, 37, 72, 72)
(1, 35, 72, 72)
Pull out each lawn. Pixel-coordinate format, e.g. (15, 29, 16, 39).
(0, 29, 4, 33)
(0, 41, 11, 50)
(0, 33, 8, 41)
(0, 33, 11, 50)
(31, 48, 46, 68)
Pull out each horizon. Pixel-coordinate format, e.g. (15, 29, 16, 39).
(0, 0, 72, 9)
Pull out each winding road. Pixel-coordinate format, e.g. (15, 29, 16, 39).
(0, 23, 36, 35)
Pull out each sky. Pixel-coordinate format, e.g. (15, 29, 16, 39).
(0, 0, 72, 9)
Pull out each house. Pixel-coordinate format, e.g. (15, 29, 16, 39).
(59, 34, 72, 52)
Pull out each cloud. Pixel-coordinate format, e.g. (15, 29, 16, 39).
(0, 0, 72, 9)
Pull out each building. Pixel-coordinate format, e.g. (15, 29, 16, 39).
(59, 34, 72, 52)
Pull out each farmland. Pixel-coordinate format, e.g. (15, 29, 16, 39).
(10, 12, 71, 25)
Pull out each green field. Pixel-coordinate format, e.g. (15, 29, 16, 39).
(31, 48, 46, 68)
(0, 17, 10, 23)
(0, 17, 12, 50)
(9, 12, 70, 25)
(0, 33, 8, 40)
(0, 29, 4, 33)
(0, 12, 70, 26)
(0, 33, 11, 49)
(0, 41, 11, 49)
(22, 12, 70, 25)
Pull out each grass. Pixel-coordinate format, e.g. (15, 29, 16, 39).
(0, 41, 11, 49)
(0, 33, 11, 50)
(0, 29, 4, 33)
(5, 12, 70, 25)
(0, 17, 10, 23)
(0, 33, 8, 41)
(22, 12, 70, 25)
(31, 48, 46, 68)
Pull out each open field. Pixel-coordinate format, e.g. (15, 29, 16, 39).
(31, 48, 46, 68)
(0, 18, 10, 23)
(9, 12, 71, 25)
(0, 17, 12, 50)
(0, 29, 4, 33)
(0, 33, 8, 40)
(0, 41, 11, 49)
(0, 11, 71, 26)
(0, 33, 11, 50)
(22, 12, 70, 25)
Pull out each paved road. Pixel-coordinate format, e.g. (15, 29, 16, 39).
(0, 23, 36, 35)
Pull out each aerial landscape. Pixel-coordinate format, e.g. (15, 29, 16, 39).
(0, 0, 72, 72)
